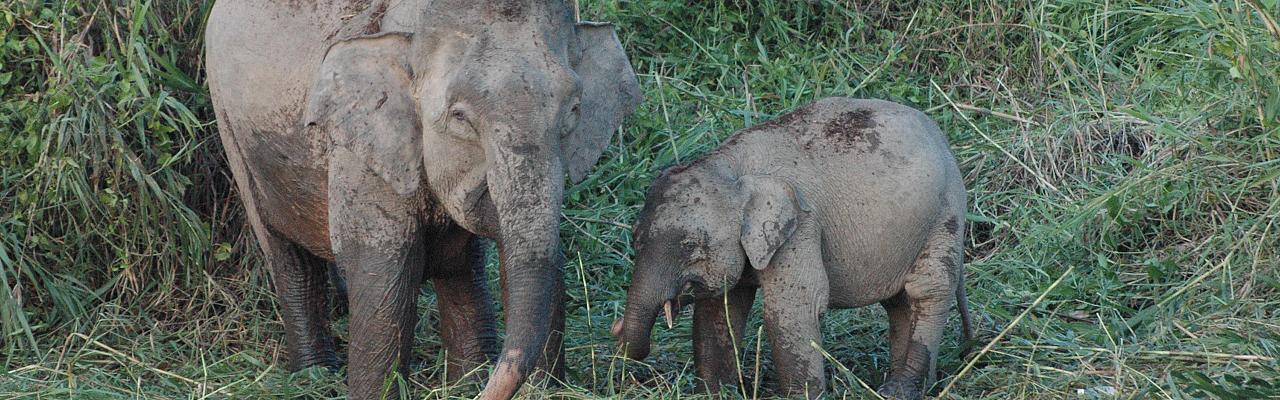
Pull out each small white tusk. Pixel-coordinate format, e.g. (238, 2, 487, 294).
(663, 300, 675, 329)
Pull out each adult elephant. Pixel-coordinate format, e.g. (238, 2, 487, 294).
(204, 1, 641, 399)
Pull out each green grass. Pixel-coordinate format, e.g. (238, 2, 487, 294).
(2, 0, 1279, 398)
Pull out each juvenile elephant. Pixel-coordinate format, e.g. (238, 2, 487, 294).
(205, 1, 641, 399)
(611, 98, 973, 399)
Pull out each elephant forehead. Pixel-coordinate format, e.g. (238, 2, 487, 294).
(470, 44, 572, 78)
(634, 217, 697, 255)
(635, 193, 710, 240)
(454, 60, 573, 107)
(427, 0, 572, 23)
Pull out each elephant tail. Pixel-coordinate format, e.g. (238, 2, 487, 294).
(956, 275, 974, 356)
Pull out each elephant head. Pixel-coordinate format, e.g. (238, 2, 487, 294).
(613, 165, 809, 360)
(302, 2, 641, 398)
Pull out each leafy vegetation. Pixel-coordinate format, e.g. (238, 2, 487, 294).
(1, 0, 1277, 398)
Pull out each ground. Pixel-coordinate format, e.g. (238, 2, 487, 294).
(1, 0, 1278, 398)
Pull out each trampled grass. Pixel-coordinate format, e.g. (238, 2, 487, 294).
(1, 0, 1278, 398)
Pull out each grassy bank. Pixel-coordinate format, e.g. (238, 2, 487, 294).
(2, 0, 1278, 398)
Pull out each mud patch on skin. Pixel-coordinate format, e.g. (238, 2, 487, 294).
(810, 108, 881, 153)
(878, 148, 910, 166)
(282, 0, 321, 11)
(489, 1, 526, 21)
(944, 215, 962, 236)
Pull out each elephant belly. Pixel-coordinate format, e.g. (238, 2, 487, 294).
(822, 242, 926, 308)
(814, 187, 942, 309)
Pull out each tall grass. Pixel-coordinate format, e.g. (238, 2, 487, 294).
(0, 0, 222, 358)
(2, 0, 1278, 398)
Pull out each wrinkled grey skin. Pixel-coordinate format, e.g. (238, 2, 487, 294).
(612, 98, 973, 399)
(205, 1, 641, 399)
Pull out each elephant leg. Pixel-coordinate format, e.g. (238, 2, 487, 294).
(339, 233, 425, 400)
(693, 284, 757, 395)
(431, 231, 498, 382)
(329, 150, 426, 400)
(753, 218, 828, 398)
(877, 230, 961, 400)
(761, 290, 827, 399)
(758, 229, 829, 398)
(262, 231, 337, 370)
(880, 291, 912, 371)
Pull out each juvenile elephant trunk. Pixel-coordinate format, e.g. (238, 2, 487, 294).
(615, 263, 679, 360)
(477, 135, 566, 400)
(616, 293, 661, 360)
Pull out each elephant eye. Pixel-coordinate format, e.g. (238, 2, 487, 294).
(680, 238, 706, 260)
(445, 106, 478, 139)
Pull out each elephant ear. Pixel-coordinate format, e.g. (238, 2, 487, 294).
(564, 22, 643, 183)
(738, 176, 812, 270)
(304, 32, 421, 195)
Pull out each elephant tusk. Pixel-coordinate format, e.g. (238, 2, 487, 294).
(663, 300, 675, 329)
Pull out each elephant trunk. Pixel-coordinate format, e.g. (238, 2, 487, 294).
(477, 131, 566, 400)
(614, 259, 680, 360)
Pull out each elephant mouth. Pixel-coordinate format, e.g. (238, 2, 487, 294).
(658, 280, 705, 329)
(454, 184, 499, 238)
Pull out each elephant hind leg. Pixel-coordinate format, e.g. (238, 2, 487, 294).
(878, 219, 963, 400)
(880, 291, 912, 371)
(261, 230, 338, 370)
(430, 231, 499, 382)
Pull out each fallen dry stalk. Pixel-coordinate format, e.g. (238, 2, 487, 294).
(937, 265, 1075, 399)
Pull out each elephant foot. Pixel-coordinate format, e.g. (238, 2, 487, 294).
(876, 379, 922, 400)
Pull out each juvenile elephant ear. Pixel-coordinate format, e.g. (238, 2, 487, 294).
(303, 32, 422, 195)
(564, 22, 643, 183)
(738, 176, 812, 270)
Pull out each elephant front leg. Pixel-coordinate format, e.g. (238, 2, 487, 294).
(758, 220, 829, 399)
(761, 284, 827, 399)
(261, 231, 337, 370)
(329, 150, 427, 400)
(693, 285, 756, 395)
(432, 232, 499, 382)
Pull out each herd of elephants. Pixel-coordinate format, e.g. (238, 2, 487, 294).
(205, 1, 974, 399)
